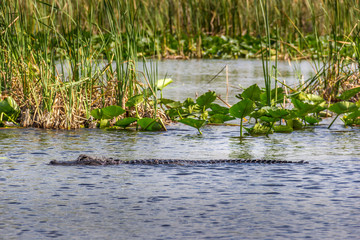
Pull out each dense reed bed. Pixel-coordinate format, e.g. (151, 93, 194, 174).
(0, 0, 359, 129)
(0, 0, 162, 128)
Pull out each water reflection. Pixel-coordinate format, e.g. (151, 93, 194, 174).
(152, 59, 314, 103)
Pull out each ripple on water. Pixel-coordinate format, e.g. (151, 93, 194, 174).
(0, 124, 360, 239)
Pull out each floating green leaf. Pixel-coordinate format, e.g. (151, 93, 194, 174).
(304, 116, 320, 125)
(0, 97, 20, 122)
(229, 99, 255, 119)
(298, 93, 325, 103)
(267, 107, 290, 119)
(287, 119, 304, 130)
(160, 98, 182, 108)
(178, 118, 207, 134)
(196, 91, 217, 108)
(337, 87, 360, 101)
(242, 84, 261, 101)
(260, 116, 276, 123)
(250, 108, 267, 120)
(126, 94, 144, 108)
(244, 123, 272, 135)
(115, 117, 138, 129)
(102, 106, 125, 119)
(274, 125, 293, 133)
(292, 98, 317, 117)
(90, 109, 102, 120)
(137, 118, 163, 131)
(328, 101, 358, 129)
(156, 78, 173, 91)
(329, 101, 358, 115)
(91, 105, 125, 120)
(209, 103, 229, 115)
(209, 114, 235, 123)
(229, 99, 255, 137)
(99, 119, 110, 128)
(260, 87, 284, 105)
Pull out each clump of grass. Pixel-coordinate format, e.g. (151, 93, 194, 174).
(1, 0, 360, 130)
(0, 0, 163, 129)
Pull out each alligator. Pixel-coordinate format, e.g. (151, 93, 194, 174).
(49, 154, 308, 166)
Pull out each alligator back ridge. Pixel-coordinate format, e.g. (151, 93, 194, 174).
(49, 154, 309, 166)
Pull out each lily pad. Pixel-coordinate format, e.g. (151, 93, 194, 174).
(178, 118, 207, 134)
(137, 118, 162, 131)
(292, 98, 317, 116)
(115, 117, 138, 129)
(209, 103, 229, 115)
(99, 119, 110, 128)
(196, 91, 217, 109)
(305, 116, 320, 125)
(0, 97, 20, 121)
(91, 105, 125, 120)
(156, 78, 173, 91)
(126, 94, 144, 108)
(229, 99, 255, 119)
(241, 84, 261, 101)
(337, 87, 360, 101)
(274, 125, 293, 133)
(329, 101, 358, 115)
(209, 114, 235, 123)
(244, 123, 273, 135)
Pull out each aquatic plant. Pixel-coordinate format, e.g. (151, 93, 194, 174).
(178, 118, 207, 135)
(328, 101, 359, 129)
(0, 97, 20, 126)
(229, 99, 256, 138)
(162, 91, 235, 134)
(1, 0, 360, 132)
(0, 0, 166, 129)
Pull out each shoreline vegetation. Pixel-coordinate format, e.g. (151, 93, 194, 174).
(0, 0, 359, 132)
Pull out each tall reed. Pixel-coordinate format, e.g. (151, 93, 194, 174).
(0, 0, 158, 128)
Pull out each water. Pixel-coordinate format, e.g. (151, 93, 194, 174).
(1, 59, 360, 239)
(144, 59, 314, 103)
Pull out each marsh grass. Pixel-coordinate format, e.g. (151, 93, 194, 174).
(1, 0, 359, 129)
(0, 0, 164, 129)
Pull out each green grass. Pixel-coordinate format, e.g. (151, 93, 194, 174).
(0, 0, 359, 128)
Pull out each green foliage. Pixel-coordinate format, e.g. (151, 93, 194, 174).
(273, 125, 293, 133)
(156, 78, 173, 91)
(260, 87, 285, 106)
(125, 94, 145, 108)
(196, 91, 217, 109)
(0, 97, 20, 124)
(91, 105, 125, 120)
(178, 118, 207, 135)
(209, 114, 235, 124)
(229, 99, 256, 137)
(328, 101, 359, 129)
(209, 103, 229, 115)
(244, 123, 273, 136)
(115, 117, 138, 129)
(241, 84, 261, 102)
(329, 101, 358, 115)
(229, 99, 256, 119)
(341, 110, 360, 126)
(162, 91, 234, 133)
(137, 118, 163, 131)
(304, 116, 320, 125)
